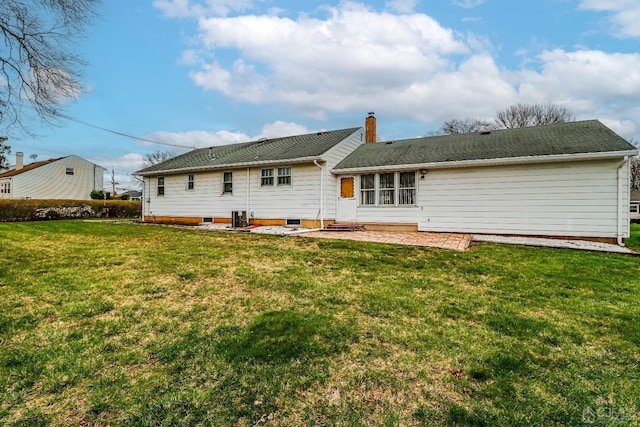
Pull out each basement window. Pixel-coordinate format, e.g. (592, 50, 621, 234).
(286, 218, 301, 227)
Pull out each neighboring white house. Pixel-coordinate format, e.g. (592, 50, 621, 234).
(631, 190, 640, 221)
(0, 152, 106, 200)
(135, 118, 638, 244)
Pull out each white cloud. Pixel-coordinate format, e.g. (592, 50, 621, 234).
(145, 129, 252, 148)
(452, 0, 484, 9)
(154, 0, 254, 18)
(579, 0, 640, 38)
(386, 0, 418, 14)
(156, 1, 640, 140)
(187, 2, 470, 119)
(514, 49, 640, 137)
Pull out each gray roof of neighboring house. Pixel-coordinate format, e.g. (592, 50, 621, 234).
(334, 120, 637, 171)
(135, 128, 361, 176)
(632, 190, 640, 202)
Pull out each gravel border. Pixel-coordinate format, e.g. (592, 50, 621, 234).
(472, 234, 637, 254)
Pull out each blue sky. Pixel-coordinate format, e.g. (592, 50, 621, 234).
(5, 0, 640, 190)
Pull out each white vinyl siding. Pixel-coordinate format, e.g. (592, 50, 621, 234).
(417, 159, 629, 238)
(141, 128, 365, 223)
(4, 156, 104, 200)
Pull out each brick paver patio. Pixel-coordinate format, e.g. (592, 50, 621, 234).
(298, 230, 472, 251)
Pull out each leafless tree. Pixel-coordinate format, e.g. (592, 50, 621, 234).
(0, 136, 9, 168)
(435, 117, 493, 135)
(495, 103, 575, 129)
(141, 150, 177, 168)
(631, 155, 640, 191)
(0, 0, 99, 133)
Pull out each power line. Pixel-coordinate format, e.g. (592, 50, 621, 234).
(55, 112, 197, 150)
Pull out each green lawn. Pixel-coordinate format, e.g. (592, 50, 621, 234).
(1, 221, 639, 426)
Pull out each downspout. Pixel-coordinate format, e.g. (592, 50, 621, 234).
(313, 160, 325, 229)
(617, 156, 629, 246)
(246, 168, 251, 224)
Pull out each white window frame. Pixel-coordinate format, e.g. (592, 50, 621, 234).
(398, 172, 416, 205)
(631, 203, 639, 214)
(277, 166, 292, 186)
(378, 172, 395, 205)
(187, 174, 195, 191)
(157, 176, 165, 196)
(358, 171, 417, 207)
(223, 171, 233, 194)
(261, 168, 274, 186)
(360, 174, 375, 205)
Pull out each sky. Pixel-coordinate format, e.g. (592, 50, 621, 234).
(5, 0, 640, 190)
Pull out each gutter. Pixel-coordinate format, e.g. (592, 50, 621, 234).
(331, 150, 640, 175)
(617, 156, 629, 246)
(313, 160, 325, 229)
(135, 156, 324, 177)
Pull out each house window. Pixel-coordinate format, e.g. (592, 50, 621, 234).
(360, 174, 375, 205)
(223, 171, 233, 193)
(157, 176, 165, 196)
(277, 167, 292, 186)
(0, 182, 9, 194)
(399, 172, 416, 205)
(379, 173, 395, 205)
(261, 168, 274, 186)
(187, 174, 195, 190)
(65, 167, 75, 176)
(631, 204, 639, 214)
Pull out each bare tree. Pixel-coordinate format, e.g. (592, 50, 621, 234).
(435, 117, 492, 135)
(0, 137, 9, 168)
(495, 103, 575, 129)
(631, 155, 640, 191)
(141, 150, 177, 168)
(0, 0, 99, 132)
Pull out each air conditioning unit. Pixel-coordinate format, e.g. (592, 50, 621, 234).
(232, 210, 247, 228)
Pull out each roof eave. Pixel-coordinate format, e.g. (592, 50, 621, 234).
(134, 156, 325, 176)
(331, 149, 639, 174)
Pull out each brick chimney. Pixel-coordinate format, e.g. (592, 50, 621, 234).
(16, 152, 24, 171)
(365, 112, 376, 144)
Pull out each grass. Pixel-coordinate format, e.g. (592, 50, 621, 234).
(1, 221, 639, 426)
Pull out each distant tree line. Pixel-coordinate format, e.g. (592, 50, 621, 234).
(433, 103, 575, 135)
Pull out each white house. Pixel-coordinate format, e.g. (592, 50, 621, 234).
(0, 152, 106, 200)
(135, 126, 365, 228)
(135, 117, 638, 244)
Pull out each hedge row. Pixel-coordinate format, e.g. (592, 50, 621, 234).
(0, 199, 142, 222)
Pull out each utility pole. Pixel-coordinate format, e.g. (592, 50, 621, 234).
(111, 168, 119, 196)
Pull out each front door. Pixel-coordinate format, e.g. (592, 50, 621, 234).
(336, 176, 357, 222)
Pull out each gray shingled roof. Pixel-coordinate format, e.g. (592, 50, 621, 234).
(135, 128, 360, 175)
(334, 120, 637, 171)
